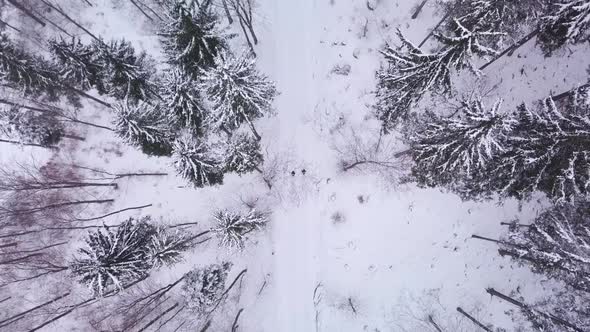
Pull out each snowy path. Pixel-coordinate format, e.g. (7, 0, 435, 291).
(270, 0, 319, 331)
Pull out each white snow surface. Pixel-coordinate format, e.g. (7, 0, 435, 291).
(3, 0, 590, 331)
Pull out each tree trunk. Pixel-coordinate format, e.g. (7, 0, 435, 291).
(411, 0, 429, 19)
(428, 315, 443, 332)
(480, 29, 539, 71)
(40, 0, 102, 43)
(0, 138, 57, 150)
(6, 0, 46, 26)
(0, 18, 22, 32)
(486, 288, 584, 332)
(129, 0, 154, 21)
(237, 16, 256, 55)
(552, 82, 590, 102)
(8, 199, 114, 216)
(221, 0, 234, 24)
(62, 134, 86, 141)
(0, 292, 70, 328)
(418, 11, 450, 48)
(0, 99, 113, 130)
(457, 307, 492, 331)
(137, 302, 180, 332)
(74, 203, 152, 222)
(231, 308, 244, 332)
(137, 0, 164, 21)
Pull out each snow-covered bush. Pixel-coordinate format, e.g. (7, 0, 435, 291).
(211, 209, 268, 249)
(181, 262, 232, 313)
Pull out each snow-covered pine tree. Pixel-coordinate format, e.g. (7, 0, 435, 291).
(93, 38, 157, 102)
(410, 98, 513, 198)
(181, 262, 232, 313)
(375, 21, 501, 131)
(171, 133, 224, 187)
(113, 100, 174, 156)
(147, 226, 197, 268)
(0, 105, 65, 146)
(211, 209, 268, 249)
(500, 200, 590, 293)
(538, 0, 590, 56)
(48, 37, 105, 94)
(488, 92, 590, 203)
(0, 33, 61, 101)
(159, 0, 228, 75)
(223, 132, 263, 175)
(160, 68, 206, 130)
(520, 289, 590, 332)
(200, 51, 277, 139)
(440, 0, 544, 41)
(70, 217, 157, 296)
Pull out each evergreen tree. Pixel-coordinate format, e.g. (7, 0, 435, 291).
(521, 290, 590, 332)
(500, 201, 590, 293)
(375, 21, 501, 131)
(441, 0, 545, 40)
(181, 262, 232, 313)
(147, 226, 197, 268)
(70, 217, 157, 296)
(410, 88, 590, 202)
(538, 0, 590, 55)
(200, 51, 277, 139)
(211, 209, 268, 249)
(410, 98, 512, 196)
(160, 68, 206, 130)
(0, 105, 65, 146)
(113, 100, 174, 156)
(93, 38, 157, 102)
(48, 37, 105, 93)
(159, 0, 228, 75)
(223, 132, 263, 175)
(171, 133, 224, 187)
(0, 33, 61, 101)
(489, 94, 590, 203)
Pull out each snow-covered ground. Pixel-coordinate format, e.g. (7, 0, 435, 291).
(3, 0, 590, 331)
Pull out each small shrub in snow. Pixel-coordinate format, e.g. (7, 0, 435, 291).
(331, 211, 346, 224)
(181, 262, 232, 313)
